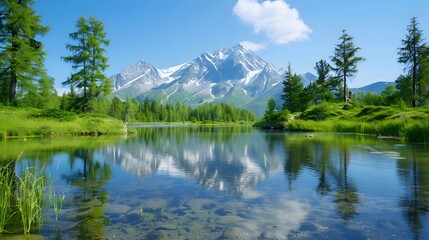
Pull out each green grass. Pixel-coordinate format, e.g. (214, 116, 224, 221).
(16, 167, 46, 234)
(52, 193, 65, 221)
(0, 163, 15, 233)
(0, 159, 67, 235)
(256, 103, 429, 143)
(0, 107, 127, 139)
(402, 120, 429, 143)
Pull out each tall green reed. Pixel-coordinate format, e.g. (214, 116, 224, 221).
(52, 193, 65, 221)
(0, 163, 15, 233)
(16, 167, 46, 234)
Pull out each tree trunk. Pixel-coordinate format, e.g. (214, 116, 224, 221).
(9, 28, 18, 106)
(9, 70, 17, 106)
(412, 59, 417, 108)
(343, 73, 347, 102)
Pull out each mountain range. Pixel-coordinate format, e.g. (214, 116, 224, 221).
(110, 44, 392, 118)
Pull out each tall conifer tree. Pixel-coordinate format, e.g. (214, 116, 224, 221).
(0, 0, 49, 106)
(62, 17, 111, 112)
(331, 30, 365, 102)
(281, 64, 304, 112)
(397, 17, 428, 107)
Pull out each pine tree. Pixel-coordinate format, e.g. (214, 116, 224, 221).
(398, 17, 428, 107)
(0, 0, 49, 106)
(109, 97, 124, 120)
(39, 75, 59, 108)
(281, 64, 304, 112)
(331, 30, 365, 102)
(314, 59, 336, 103)
(62, 17, 111, 112)
(264, 98, 277, 120)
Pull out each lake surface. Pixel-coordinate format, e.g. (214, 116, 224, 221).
(1, 126, 429, 239)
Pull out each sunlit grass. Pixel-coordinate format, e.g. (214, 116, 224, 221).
(16, 167, 46, 234)
(0, 107, 126, 139)
(257, 103, 429, 143)
(402, 120, 429, 143)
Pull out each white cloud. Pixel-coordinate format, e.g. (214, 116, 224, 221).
(233, 0, 312, 44)
(240, 40, 266, 51)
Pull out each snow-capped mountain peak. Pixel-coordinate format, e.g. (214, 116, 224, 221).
(109, 44, 299, 117)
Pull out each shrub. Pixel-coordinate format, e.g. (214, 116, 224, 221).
(342, 103, 354, 110)
(367, 110, 395, 121)
(30, 108, 76, 121)
(299, 103, 330, 121)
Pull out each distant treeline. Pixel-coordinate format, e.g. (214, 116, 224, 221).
(60, 92, 255, 123)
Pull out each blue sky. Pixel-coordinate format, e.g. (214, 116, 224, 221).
(34, 0, 429, 93)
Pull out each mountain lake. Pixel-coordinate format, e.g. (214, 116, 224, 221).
(0, 125, 428, 239)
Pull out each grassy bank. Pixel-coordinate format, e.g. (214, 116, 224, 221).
(254, 103, 429, 143)
(0, 107, 127, 139)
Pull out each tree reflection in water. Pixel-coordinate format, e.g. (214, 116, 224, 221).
(397, 147, 429, 240)
(63, 149, 112, 239)
(333, 147, 359, 221)
(282, 134, 360, 221)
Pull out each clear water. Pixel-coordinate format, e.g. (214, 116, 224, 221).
(1, 126, 429, 239)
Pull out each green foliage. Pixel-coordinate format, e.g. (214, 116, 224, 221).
(281, 64, 305, 112)
(30, 108, 77, 121)
(314, 59, 337, 102)
(332, 121, 374, 134)
(342, 103, 354, 110)
(109, 97, 124, 120)
(331, 29, 365, 102)
(264, 98, 277, 119)
(16, 166, 46, 234)
(397, 17, 429, 108)
(0, 107, 126, 138)
(356, 106, 385, 117)
(0, 163, 14, 233)
(111, 96, 255, 123)
(0, 0, 49, 106)
(256, 101, 289, 128)
(395, 75, 413, 106)
(402, 120, 429, 143)
(52, 193, 65, 221)
(299, 103, 334, 121)
(286, 120, 329, 132)
(62, 17, 111, 113)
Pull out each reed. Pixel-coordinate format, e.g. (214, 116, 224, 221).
(52, 193, 65, 221)
(139, 204, 145, 222)
(16, 167, 46, 234)
(0, 164, 15, 233)
(402, 120, 429, 143)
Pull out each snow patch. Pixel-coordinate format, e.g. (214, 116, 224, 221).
(243, 69, 262, 85)
(113, 69, 151, 92)
(165, 87, 179, 101)
(159, 62, 190, 79)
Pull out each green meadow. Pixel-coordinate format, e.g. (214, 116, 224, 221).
(0, 107, 127, 139)
(255, 103, 429, 143)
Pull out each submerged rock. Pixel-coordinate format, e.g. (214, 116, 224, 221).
(217, 215, 243, 224)
(220, 226, 243, 239)
(105, 204, 132, 215)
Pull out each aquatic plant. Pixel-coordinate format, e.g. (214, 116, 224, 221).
(0, 164, 15, 233)
(151, 207, 164, 221)
(16, 167, 46, 234)
(139, 204, 145, 222)
(402, 120, 429, 143)
(52, 193, 65, 221)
